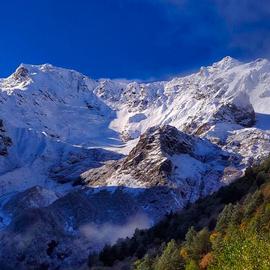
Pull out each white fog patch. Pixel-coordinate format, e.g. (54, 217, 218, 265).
(79, 213, 151, 246)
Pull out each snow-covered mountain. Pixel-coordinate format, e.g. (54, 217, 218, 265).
(80, 125, 237, 201)
(1, 56, 270, 269)
(0, 57, 269, 194)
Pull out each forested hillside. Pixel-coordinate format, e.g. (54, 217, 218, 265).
(89, 157, 270, 269)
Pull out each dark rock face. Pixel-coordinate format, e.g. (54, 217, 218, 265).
(184, 101, 256, 136)
(159, 126, 194, 154)
(213, 103, 255, 127)
(79, 125, 239, 197)
(49, 148, 123, 184)
(0, 119, 12, 156)
(80, 125, 199, 187)
(121, 125, 198, 185)
(12, 66, 29, 81)
(3, 186, 59, 216)
(130, 125, 194, 157)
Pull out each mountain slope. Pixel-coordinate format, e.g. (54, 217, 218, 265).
(89, 156, 270, 269)
(0, 56, 270, 197)
(0, 57, 270, 269)
(80, 125, 241, 205)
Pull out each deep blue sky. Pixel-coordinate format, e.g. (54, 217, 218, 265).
(0, 0, 270, 80)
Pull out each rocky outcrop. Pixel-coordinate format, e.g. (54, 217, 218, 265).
(80, 125, 241, 199)
(81, 126, 195, 186)
(212, 102, 255, 127)
(3, 186, 59, 216)
(0, 119, 12, 156)
(12, 66, 29, 81)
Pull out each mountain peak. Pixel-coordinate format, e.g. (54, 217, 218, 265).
(12, 65, 29, 81)
(212, 56, 241, 70)
(143, 125, 194, 156)
(15, 63, 53, 74)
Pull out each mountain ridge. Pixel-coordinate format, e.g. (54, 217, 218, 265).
(0, 56, 270, 269)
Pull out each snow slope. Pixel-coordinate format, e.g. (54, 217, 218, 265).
(0, 65, 123, 196)
(0, 56, 270, 195)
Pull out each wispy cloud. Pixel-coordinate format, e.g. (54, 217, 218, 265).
(79, 213, 151, 247)
(213, 0, 270, 24)
(145, 0, 270, 60)
(212, 0, 270, 58)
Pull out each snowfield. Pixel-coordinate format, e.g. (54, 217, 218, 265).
(0, 57, 269, 195)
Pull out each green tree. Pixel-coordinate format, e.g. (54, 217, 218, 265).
(185, 260, 199, 270)
(134, 254, 154, 270)
(184, 228, 211, 260)
(215, 204, 234, 232)
(155, 240, 182, 270)
(185, 227, 196, 247)
(230, 203, 243, 226)
(243, 191, 264, 219)
(209, 230, 270, 270)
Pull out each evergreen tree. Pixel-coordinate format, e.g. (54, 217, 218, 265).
(185, 259, 199, 270)
(185, 226, 196, 247)
(243, 191, 264, 219)
(134, 255, 154, 270)
(155, 240, 182, 270)
(230, 203, 243, 226)
(215, 203, 234, 232)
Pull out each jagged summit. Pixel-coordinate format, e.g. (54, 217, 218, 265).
(11, 63, 79, 76)
(80, 124, 242, 192)
(80, 124, 203, 187)
(139, 125, 195, 156)
(211, 56, 241, 70)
